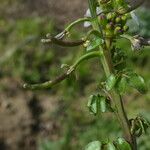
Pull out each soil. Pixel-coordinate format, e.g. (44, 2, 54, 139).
(0, 77, 62, 150)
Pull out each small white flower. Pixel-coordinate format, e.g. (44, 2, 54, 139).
(131, 35, 143, 51)
(130, 11, 140, 26)
(127, 11, 140, 33)
(131, 38, 141, 51)
(84, 7, 103, 27)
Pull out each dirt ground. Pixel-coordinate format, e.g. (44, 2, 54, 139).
(0, 77, 63, 150)
(0, 1, 88, 149)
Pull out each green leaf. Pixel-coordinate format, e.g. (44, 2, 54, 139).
(87, 94, 112, 115)
(87, 95, 98, 115)
(106, 74, 117, 91)
(106, 142, 116, 150)
(86, 36, 102, 51)
(100, 97, 107, 113)
(100, 97, 113, 113)
(115, 76, 127, 95)
(137, 116, 150, 135)
(114, 138, 131, 150)
(85, 141, 101, 150)
(128, 73, 147, 94)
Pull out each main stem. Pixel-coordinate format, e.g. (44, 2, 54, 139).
(88, 0, 137, 149)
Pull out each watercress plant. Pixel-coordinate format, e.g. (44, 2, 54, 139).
(23, 0, 150, 149)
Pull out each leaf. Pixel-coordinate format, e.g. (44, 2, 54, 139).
(85, 141, 101, 150)
(106, 142, 116, 150)
(115, 76, 127, 95)
(100, 97, 107, 113)
(86, 36, 102, 51)
(87, 95, 98, 115)
(100, 97, 113, 113)
(87, 94, 112, 115)
(128, 73, 147, 94)
(114, 138, 131, 150)
(60, 63, 69, 69)
(106, 74, 117, 91)
(137, 116, 150, 134)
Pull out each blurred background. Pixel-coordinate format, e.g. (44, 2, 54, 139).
(0, 0, 149, 150)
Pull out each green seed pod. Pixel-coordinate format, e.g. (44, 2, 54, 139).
(123, 25, 129, 32)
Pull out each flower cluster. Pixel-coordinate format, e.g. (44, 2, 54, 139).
(99, 12, 129, 37)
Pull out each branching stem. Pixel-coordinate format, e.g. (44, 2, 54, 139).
(46, 18, 90, 40)
(23, 51, 102, 90)
(88, 0, 137, 149)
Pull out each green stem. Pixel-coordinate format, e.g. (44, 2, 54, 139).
(41, 37, 85, 47)
(23, 51, 102, 90)
(47, 18, 90, 40)
(65, 18, 90, 32)
(88, 0, 137, 149)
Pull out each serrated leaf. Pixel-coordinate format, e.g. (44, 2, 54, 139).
(128, 74, 147, 94)
(115, 76, 127, 95)
(106, 74, 117, 91)
(137, 116, 150, 134)
(85, 141, 101, 150)
(86, 36, 102, 51)
(87, 95, 112, 115)
(114, 138, 131, 150)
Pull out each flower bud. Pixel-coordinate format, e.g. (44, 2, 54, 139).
(106, 22, 114, 29)
(121, 15, 127, 22)
(115, 17, 121, 23)
(83, 40, 90, 47)
(105, 30, 113, 37)
(123, 25, 129, 32)
(106, 12, 116, 20)
(114, 26, 122, 35)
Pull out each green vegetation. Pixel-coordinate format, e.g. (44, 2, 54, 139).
(0, 0, 149, 150)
